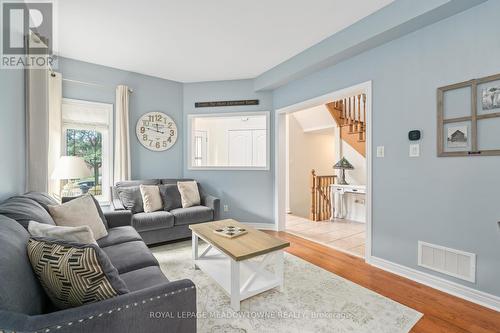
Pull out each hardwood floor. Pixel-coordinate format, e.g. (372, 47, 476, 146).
(264, 231, 500, 333)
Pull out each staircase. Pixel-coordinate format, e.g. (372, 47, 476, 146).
(310, 170, 336, 221)
(326, 94, 366, 157)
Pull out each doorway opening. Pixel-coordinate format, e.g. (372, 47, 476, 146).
(275, 81, 372, 260)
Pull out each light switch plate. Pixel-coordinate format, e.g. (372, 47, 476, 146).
(376, 146, 385, 158)
(410, 144, 420, 157)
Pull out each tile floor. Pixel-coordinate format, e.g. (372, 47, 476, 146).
(285, 214, 365, 257)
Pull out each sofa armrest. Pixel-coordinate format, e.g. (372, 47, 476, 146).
(0, 279, 196, 333)
(202, 194, 220, 220)
(104, 209, 133, 228)
(111, 186, 126, 210)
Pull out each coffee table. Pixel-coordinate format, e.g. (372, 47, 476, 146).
(189, 219, 290, 311)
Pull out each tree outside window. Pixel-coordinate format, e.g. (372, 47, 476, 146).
(65, 129, 103, 196)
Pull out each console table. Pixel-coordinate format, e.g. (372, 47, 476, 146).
(330, 184, 366, 220)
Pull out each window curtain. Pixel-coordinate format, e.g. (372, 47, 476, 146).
(25, 60, 49, 192)
(114, 85, 131, 183)
(47, 72, 62, 197)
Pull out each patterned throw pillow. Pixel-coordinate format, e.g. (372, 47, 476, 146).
(27, 237, 129, 309)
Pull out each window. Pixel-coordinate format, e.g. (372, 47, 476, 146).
(62, 99, 113, 203)
(188, 112, 270, 170)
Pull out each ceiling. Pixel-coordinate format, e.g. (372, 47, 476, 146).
(56, 0, 393, 83)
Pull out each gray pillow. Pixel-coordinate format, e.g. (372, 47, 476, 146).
(0, 196, 55, 228)
(27, 237, 129, 310)
(159, 184, 182, 211)
(116, 186, 144, 213)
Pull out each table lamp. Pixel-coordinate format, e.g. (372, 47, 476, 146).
(51, 156, 92, 197)
(333, 157, 354, 185)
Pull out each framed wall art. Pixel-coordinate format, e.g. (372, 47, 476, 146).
(437, 73, 500, 157)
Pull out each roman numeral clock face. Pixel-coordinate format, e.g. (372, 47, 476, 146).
(136, 112, 178, 151)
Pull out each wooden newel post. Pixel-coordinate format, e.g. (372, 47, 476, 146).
(310, 169, 316, 221)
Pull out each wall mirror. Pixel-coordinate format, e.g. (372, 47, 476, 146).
(188, 112, 270, 170)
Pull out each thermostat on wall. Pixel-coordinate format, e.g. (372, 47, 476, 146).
(408, 130, 421, 141)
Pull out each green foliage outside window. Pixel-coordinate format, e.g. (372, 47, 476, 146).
(65, 129, 102, 195)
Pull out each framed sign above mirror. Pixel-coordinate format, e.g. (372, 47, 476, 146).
(437, 73, 500, 157)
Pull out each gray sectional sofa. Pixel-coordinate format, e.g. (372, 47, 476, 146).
(111, 179, 220, 245)
(0, 192, 196, 333)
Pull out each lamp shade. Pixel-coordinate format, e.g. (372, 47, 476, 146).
(51, 156, 92, 180)
(333, 157, 354, 170)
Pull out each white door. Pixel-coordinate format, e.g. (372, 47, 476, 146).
(193, 130, 208, 166)
(228, 130, 252, 166)
(252, 129, 267, 167)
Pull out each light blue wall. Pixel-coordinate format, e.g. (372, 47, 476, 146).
(183, 80, 274, 223)
(0, 70, 25, 200)
(58, 58, 184, 179)
(272, 0, 500, 296)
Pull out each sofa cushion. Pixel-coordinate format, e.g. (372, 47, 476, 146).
(27, 237, 129, 310)
(61, 194, 109, 230)
(160, 178, 193, 185)
(140, 185, 163, 213)
(119, 266, 169, 292)
(97, 226, 142, 248)
(159, 184, 182, 211)
(21, 192, 58, 211)
(170, 206, 213, 226)
(132, 211, 174, 232)
(115, 179, 160, 187)
(28, 221, 97, 245)
(116, 186, 144, 213)
(101, 240, 158, 274)
(48, 194, 108, 240)
(0, 196, 55, 228)
(0, 216, 47, 315)
(177, 181, 201, 208)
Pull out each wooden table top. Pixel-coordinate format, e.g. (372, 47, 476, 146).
(189, 219, 290, 261)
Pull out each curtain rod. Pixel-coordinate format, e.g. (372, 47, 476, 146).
(48, 68, 133, 93)
(61, 77, 134, 93)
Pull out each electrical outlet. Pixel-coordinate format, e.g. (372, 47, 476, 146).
(223, 205, 229, 212)
(376, 146, 385, 158)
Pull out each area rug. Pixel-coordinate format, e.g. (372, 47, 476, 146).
(151, 241, 422, 333)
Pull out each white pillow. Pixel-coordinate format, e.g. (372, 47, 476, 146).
(177, 181, 200, 208)
(28, 221, 97, 245)
(139, 185, 163, 213)
(48, 194, 108, 240)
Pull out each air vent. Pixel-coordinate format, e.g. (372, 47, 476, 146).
(418, 241, 476, 282)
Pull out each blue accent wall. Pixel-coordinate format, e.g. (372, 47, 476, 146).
(58, 57, 184, 180)
(272, 0, 500, 296)
(0, 70, 25, 200)
(183, 80, 274, 223)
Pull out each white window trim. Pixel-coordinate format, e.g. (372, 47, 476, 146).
(187, 111, 271, 171)
(61, 98, 114, 204)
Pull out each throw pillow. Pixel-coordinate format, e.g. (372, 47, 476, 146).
(159, 184, 182, 211)
(48, 194, 108, 240)
(177, 181, 201, 208)
(116, 186, 144, 213)
(28, 221, 97, 245)
(139, 185, 163, 213)
(63, 194, 109, 229)
(27, 237, 129, 309)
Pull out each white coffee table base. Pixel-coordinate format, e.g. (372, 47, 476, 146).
(192, 233, 284, 311)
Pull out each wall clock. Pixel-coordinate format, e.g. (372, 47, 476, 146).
(136, 112, 178, 151)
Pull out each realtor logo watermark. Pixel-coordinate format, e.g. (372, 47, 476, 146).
(1, 0, 55, 69)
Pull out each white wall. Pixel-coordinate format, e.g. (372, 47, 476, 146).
(193, 115, 266, 166)
(287, 113, 335, 219)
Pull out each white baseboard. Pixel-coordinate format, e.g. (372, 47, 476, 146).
(369, 256, 500, 312)
(241, 222, 276, 230)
